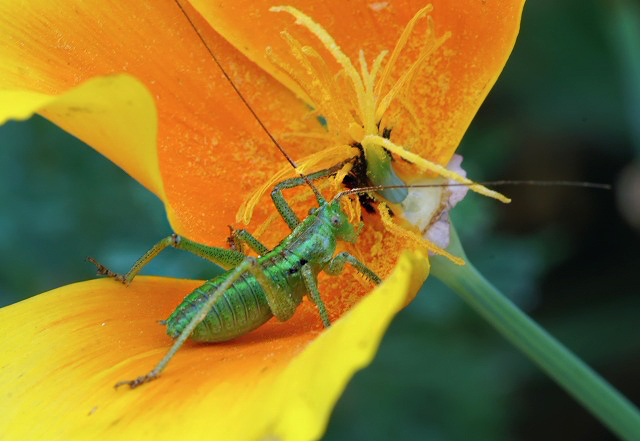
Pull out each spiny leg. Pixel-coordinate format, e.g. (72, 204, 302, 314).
(325, 251, 382, 285)
(88, 234, 245, 285)
(226, 225, 243, 252)
(272, 161, 350, 231)
(172, 235, 246, 270)
(301, 264, 331, 327)
(249, 259, 299, 322)
(229, 228, 270, 256)
(115, 257, 259, 389)
(87, 256, 127, 283)
(228, 234, 317, 320)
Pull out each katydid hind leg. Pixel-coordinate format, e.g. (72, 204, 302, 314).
(87, 234, 180, 285)
(175, 235, 246, 270)
(115, 257, 259, 389)
(248, 260, 299, 322)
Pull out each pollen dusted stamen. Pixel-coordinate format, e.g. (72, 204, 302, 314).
(362, 135, 512, 204)
(379, 203, 465, 265)
(236, 144, 356, 224)
(375, 26, 450, 123)
(240, 5, 509, 261)
(374, 4, 434, 98)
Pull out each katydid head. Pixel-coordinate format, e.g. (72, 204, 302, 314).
(318, 197, 359, 243)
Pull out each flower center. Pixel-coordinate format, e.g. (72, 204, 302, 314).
(237, 5, 510, 262)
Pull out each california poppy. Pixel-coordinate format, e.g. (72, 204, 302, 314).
(0, 1, 524, 439)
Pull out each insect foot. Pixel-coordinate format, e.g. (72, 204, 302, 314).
(114, 372, 158, 389)
(86, 256, 127, 285)
(226, 225, 243, 253)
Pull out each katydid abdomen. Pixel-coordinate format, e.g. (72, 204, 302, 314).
(164, 249, 310, 342)
(166, 274, 273, 342)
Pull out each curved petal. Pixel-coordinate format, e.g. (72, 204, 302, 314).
(192, 0, 526, 164)
(0, 252, 428, 440)
(0, 0, 318, 243)
(0, 75, 164, 199)
(1, 0, 525, 249)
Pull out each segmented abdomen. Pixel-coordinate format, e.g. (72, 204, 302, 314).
(164, 272, 273, 342)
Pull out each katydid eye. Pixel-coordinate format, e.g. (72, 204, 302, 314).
(331, 216, 341, 226)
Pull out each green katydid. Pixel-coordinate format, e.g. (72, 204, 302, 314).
(89, 1, 609, 389)
(87, 1, 391, 389)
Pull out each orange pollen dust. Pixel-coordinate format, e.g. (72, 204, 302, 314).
(237, 5, 509, 265)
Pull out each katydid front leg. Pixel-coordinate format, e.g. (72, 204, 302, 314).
(271, 161, 349, 230)
(299, 252, 381, 328)
(325, 252, 382, 285)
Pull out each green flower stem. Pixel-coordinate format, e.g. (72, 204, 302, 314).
(609, 0, 640, 154)
(430, 225, 640, 441)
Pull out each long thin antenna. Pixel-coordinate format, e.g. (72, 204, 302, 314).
(173, 0, 325, 203)
(336, 180, 612, 199)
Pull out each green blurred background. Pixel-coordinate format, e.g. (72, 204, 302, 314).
(1, 0, 639, 439)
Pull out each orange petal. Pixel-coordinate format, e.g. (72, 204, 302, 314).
(1, 1, 525, 250)
(0, 252, 428, 440)
(192, 0, 525, 164)
(0, 0, 318, 243)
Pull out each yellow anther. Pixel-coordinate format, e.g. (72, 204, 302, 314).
(237, 5, 509, 265)
(238, 145, 356, 224)
(270, 6, 367, 113)
(379, 203, 465, 265)
(363, 135, 512, 204)
(375, 4, 434, 98)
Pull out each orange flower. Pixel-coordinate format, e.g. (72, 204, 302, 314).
(0, 1, 524, 439)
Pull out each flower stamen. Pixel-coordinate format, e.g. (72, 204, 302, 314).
(239, 5, 509, 258)
(374, 4, 434, 98)
(379, 202, 465, 265)
(236, 144, 357, 224)
(362, 134, 511, 203)
(375, 28, 451, 122)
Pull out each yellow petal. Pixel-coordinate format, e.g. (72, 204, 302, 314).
(0, 75, 164, 199)
(0, 252, 428, 440)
